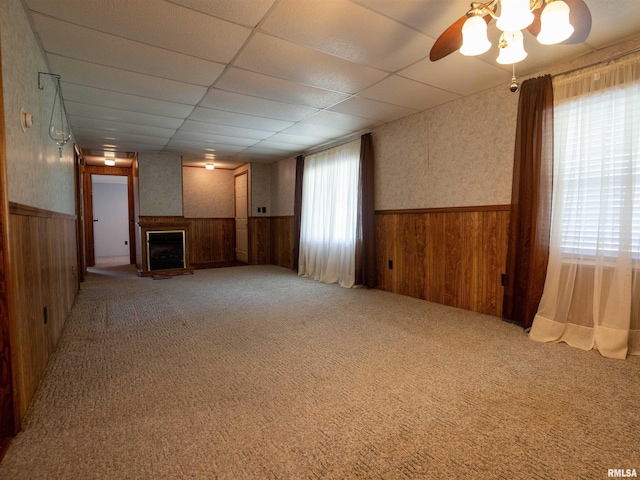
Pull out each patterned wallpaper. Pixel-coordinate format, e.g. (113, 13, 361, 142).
(183, 166, 234, 218)
(251, 163, 271, 216)
(373, 82, 518, 210)
(138, 153, 183, 216)
(270, 157, 296, 217)
(1, 0, 75, 215)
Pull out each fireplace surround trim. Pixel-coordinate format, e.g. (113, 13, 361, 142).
(137, 222, 194, 277)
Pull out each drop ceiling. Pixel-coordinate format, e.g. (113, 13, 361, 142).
(22, 0, 640, 168)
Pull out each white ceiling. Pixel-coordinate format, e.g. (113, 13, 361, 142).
(23, 0, 640, 169)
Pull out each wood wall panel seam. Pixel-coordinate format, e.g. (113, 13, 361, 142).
(9, 202, 76, 220)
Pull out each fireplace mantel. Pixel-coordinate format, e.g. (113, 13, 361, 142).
(137, 222, 194, 277)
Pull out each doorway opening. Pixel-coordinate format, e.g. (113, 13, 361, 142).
(82, 164, 135, 270)
(91, 174, 130, 266)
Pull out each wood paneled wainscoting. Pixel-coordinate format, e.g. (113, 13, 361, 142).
(375, 206, 510, 317)
(248, 216, 294, 269)
(8, 202, 79, 425)
(137, 217, 235, 269)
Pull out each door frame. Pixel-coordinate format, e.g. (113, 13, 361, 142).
(74, 145, 85, 284)
(83, 165, 135, 267)
(0, 33, 17, 450)
(234, 171, 248, 263)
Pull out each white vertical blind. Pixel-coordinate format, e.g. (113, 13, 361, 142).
(556, 83, 640, 257)
(298, 140, 361, 288)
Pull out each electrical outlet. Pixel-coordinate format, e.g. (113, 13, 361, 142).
(72, 266, 76, 276)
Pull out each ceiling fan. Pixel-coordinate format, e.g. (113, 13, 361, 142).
(429, 0, 592, 64)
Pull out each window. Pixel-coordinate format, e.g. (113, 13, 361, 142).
(298, 140, 360, 287)
(554, 65, 640, 258)
(530, 57, 640, 359)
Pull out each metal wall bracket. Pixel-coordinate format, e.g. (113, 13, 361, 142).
(38, 72, 61, 90)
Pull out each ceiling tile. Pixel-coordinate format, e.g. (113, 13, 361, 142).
(234, 147, 284, 157)
(180, 120, 274, 140)
(188, 107, 294, 132)
(266, 133, 328, 147)
(234, 33, 388, 94)
(359, 75, 460, 110)
(49, 54, 207, 105)
(261, 0, 433, 72)
(399, 54, 511, 96)
(164, 139, 247, 155)
(61, 83, 195, 118)
(247, 141, 302, 154)
(215, 68, 350, 109)
(328, 97, 419, 122)
(73, 128, 170, 147)
(68, 116, 176, 139)
(65, 102, 185, 130)
(172, 130, 259, 147)
(280, 123, 353, 140)
(200, 89, 319, 122)
(32, 14, 225, 86)
(513, 41, 592, 76)
(78, 141, 165, 153)
(166, 0, 276, 27)
(24, 0, 251, 63)
(300, 111, 381, 131)
(352, 0, 472, 38)
(230, 151, 286, 163)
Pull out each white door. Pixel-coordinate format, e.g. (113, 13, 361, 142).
(235, 173, 248, 263)
(92, 174, 129, 264)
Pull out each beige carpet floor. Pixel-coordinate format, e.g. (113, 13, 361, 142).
(0, 264, 638, 479)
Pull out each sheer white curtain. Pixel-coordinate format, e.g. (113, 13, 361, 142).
(530, 55, 640, 359)
(298, 140, 361, 288)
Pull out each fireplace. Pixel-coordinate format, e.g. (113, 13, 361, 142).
(147, 230, 185, 271)
(138, 222, 194, 277)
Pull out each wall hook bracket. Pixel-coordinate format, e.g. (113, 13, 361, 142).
(38, 72, 61, 90)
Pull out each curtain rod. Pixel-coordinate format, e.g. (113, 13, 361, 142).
(552, 46, 640, 79)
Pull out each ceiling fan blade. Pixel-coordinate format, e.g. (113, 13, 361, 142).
(561, 0, 592, 44)
(429, 15, 467, 61)
(429, 11, 494, 62)
(527, 0, 592, 44)
(526, 4, 544, 37)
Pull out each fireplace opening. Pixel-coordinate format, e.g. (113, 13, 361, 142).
(147, 230, 185, 271)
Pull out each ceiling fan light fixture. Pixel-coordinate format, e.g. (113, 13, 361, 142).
(496, 30, 528, 64)
(460, 16, 492, 56)
(537, 0, 574, 45)
(496, 0, 534, 32)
